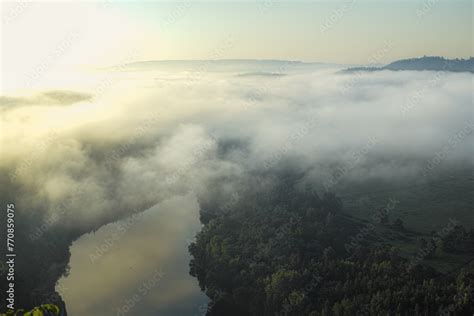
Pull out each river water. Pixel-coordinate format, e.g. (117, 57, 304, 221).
(58, 193, 207, 316)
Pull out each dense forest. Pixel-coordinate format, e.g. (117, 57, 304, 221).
(189, 176, 474, 315)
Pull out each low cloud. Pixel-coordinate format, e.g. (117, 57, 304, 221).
(0, 90, 92, 108)
(0, 62, 472, 313)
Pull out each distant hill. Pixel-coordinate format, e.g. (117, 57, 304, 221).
(110, 59, 342, 74)
(344, 56, 473, 73)
(119, 59, 304, 72)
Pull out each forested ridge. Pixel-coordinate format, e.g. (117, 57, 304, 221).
(189, 177, 474, 315)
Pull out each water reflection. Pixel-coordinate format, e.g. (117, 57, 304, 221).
(58, 193, 207, 316)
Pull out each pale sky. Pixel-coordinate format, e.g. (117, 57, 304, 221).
(1, 1, 472, 92)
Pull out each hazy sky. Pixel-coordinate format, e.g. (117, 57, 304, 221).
(1, 0, 472, 92)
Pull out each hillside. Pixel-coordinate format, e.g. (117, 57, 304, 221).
(344, 56, 473, 73)
(189, 174, 474, 315)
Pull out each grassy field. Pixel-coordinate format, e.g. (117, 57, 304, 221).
(337, 170, 474, 273)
